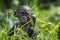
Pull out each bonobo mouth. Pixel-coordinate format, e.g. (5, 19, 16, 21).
(19, 15, 28, 23)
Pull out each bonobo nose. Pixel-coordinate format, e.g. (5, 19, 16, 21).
(22, 16, 27, 19)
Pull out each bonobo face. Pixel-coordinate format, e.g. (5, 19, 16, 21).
(17, 12, 29, 23)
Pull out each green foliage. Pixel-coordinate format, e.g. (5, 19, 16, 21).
(0, 0, 60, 40)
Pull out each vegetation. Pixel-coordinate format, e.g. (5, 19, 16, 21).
(0, 0, 60, 40)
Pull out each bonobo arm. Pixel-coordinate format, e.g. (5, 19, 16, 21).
(27, 13, 36, 37)
(8, 23, 18, 36)
(28, 28, 37, 37)
(8, 26, 14, 36)
(31, 13, 36, 25)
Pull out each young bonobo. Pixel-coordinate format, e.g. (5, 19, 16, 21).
(8, 5, 36, 37)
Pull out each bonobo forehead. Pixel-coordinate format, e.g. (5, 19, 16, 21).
(16, 5, 31, 13)
(14, 5, 32, 17)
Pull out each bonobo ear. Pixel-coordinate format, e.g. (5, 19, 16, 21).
(14, 10, 17, 17)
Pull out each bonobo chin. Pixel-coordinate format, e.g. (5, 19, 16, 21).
(8, 5, 37, 38)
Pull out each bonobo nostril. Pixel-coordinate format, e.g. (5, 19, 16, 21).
(22, 16, 27, 19)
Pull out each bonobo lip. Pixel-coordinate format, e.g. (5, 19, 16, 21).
(20, 19, 27, 23)
(18, 16, 28, 23)
(20, 19, 27, 22)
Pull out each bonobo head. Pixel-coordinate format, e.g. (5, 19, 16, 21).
(14, 5, 32, 23)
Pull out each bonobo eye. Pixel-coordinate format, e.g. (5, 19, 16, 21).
(17, 13, 22, 16)
(16, 12, 29, 18)
(20, 12, 29, 15)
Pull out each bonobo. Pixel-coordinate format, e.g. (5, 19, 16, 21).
(8, 5, 36, 37)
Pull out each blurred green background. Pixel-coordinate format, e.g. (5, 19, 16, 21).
(0, 0, 60, 40)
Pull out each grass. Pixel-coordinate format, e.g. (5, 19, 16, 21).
(0, 2, 60, 40)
